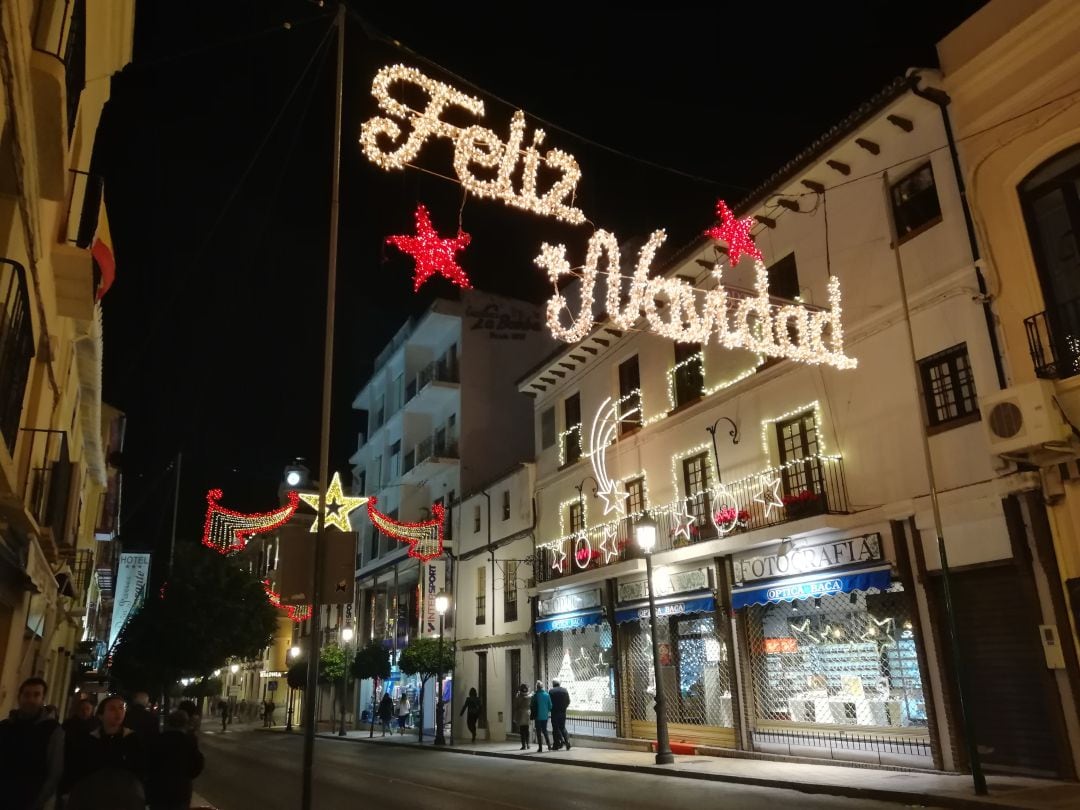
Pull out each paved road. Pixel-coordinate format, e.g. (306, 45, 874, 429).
(195, 729, 938, 809)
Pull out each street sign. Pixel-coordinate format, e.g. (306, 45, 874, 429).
(267, 681, 278, 692)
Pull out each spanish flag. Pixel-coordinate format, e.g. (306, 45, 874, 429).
(91, 200, 115, 301)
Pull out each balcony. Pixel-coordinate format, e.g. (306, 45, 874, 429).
(401, 434, 460, 481)
(14, 429, 74, 560)
(404, 358, 460, 414)
(538, 456, 848, 584)
(1025, 301, 1080, 380)
(0, 260, 35, 457)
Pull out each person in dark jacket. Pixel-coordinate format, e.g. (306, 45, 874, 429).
(511, 684, 531, 751)
(64, 694, 147, 810)
(377, 693, 394, 736)
(459, 687, 482, 743)
(63, 699, 98, 737)
(146, 709, 204, 810)
(124, 691, 158, 738)
(549, 678, 571, 750)
(0, 676, 64, 810)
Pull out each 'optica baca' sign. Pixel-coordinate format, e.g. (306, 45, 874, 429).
(736, 533, 882, 584)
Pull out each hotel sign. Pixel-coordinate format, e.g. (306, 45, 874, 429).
(735, 534, 882, 584)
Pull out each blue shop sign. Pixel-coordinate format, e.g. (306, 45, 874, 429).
(614, 594, 716, 624)
(534, 608, 605, 634)
(731, 564, 892, 610)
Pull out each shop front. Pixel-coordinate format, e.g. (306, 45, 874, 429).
(731, 533, 933, 768)
(615, 565, 736, 748)
(535, 588, 617, 737)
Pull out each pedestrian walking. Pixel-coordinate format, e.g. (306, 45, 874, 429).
(176, 701, 200, 733)
(124, 691, 157, 738)
(146, 710, 204, 810)
(64, 694, 147, 810)
(63, 699, 99, 737)
(378, 693, 394, 736)
(0, 676, 65, 810)
(396, 694, 410, 734)
(512, 684, 531, 751)
(530, 681, 552, 753)
(216, 699, 228, 733)
(460, 687, 483, 743)
(263, 699, 276, 728)
(549, 678, 571, 751)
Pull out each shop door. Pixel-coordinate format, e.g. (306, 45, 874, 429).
(477, 651, 488, 729)
(935, 564, 1067, 776)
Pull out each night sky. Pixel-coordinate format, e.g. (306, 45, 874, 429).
(102, 1, 987, 559)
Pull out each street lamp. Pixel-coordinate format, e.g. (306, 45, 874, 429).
(338, 626, 354, 737)
(634, 512, 674, 765)
(287, 646, 301, 732)
(434, 591, 450, 746)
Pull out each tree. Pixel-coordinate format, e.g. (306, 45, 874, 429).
(351, 642, 391, 737)
(110, 542, 278, 695)
(398, 637, 454, 743)
(287, 645, 349, 720)
(182, 677, 223, 698)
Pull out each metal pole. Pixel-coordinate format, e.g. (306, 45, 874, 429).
(168, 451, 182, 576)
(286, 686, 294, 731)
(882, 172, 987, 795)
(301, 5, 345, 809)
(435, 613, 446, 745)
(338, 640, 347, 736)
(644, 551, 674, 765)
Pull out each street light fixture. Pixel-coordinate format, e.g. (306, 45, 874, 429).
(634, 512, 674, 765)
(434, 590, 450, 746)
(286, 470, 302, 487)
(338, 626, 355, 737)
(230, 664, 239, 674)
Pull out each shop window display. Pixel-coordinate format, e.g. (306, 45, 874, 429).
(746, 584, 925, 729)
(543, 623, 616, 716)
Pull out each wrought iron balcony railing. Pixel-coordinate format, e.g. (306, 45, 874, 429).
(1025, 300, 1080, 380)
(537, 455, 848, 584)
(0, 260, 34, 454)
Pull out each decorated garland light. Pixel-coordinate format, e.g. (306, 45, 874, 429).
(367, 497, 445, 561)
(752, 474, 785, 517)
(386, 204, 473, 292)
(297, 471, 368, 532)
(590, 398, 628, 517)
(705, 199, 763, 266)
(264, 580, 312, 623)
(201, 489, 299, 555)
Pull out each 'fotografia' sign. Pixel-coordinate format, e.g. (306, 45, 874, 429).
(735, 534, 882, 584)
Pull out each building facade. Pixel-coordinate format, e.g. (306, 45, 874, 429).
(451, 463, 536, 741)
(350, 291, 551, 730)
(517, 71, 1079, 776)
(937, 0, 1080, 780)
(0, 0, 134, 713)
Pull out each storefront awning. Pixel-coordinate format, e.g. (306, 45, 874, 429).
(534, 608, 605, 634)
(731, 564, 892, 610)
(614, 592, 716, 624)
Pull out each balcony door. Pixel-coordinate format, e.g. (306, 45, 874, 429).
(775, 411, 822, 504)
(1021, 146, 1080, 378)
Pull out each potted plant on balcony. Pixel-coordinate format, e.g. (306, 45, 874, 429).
(713, 506, 750, 535)
(782, 489, 823, 519)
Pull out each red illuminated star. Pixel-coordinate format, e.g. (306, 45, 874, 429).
(705, 199, 763, 266)
(387, 204, 473, 292)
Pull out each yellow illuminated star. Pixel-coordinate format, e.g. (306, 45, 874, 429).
(298, 472, 368, 532)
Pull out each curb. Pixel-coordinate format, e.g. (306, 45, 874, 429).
(317, 733, 1027, 810)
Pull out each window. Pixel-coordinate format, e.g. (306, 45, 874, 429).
(476, 566, 486, 625)
(673, 343, 704, 409)
(681, 453, 713, 538)
(618, 355, 642, 434)
(473, 504, 481, 533)
(767, 253, 800, 300)
(776, 410, 825, 514)
(540, 407, 556, 449)
(918, 343, 979, 430)
(564, 393, 582, 464)
(389, 440, 401, 478)
(504, 560, 519, 622)
(625, 477, 645, 516)
(890, 162, 942, 240)
(447, 490, 455, 539)
(369, 528, 379, 561)
(502, 489, 511, 521)
(568, 501, 584, 534)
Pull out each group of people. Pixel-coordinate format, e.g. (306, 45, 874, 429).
(375, 691, 411, 735)
(513, 679, 571, 753)
(0, 677, 204, 810)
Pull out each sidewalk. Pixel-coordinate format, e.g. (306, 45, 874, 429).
(316, 729, 1080, 810)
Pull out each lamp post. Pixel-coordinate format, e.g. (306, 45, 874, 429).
(434, 591, 450, 746)
(634, 512, 674, 765)
(287, 646, 301, 732)
(338, 627, 354, 737)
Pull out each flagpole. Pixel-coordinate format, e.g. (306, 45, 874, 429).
(301, 3, 345, 809)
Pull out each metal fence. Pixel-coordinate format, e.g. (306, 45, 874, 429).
(564, 715, 617, 738)
(752, 726, 932, 758)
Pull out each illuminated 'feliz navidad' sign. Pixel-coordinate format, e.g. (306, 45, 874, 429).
(359, 64, 856, 371)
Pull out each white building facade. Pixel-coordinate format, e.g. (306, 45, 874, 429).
(517, 72, 1080, 776)
(350, 291, 552, 730)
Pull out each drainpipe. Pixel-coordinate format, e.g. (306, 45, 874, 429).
(910, 72, 1008, 391)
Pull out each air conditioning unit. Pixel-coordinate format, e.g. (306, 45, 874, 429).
(980, 380, 1075, 463)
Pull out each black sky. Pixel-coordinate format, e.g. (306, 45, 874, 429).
(102, 1, 987, 555)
